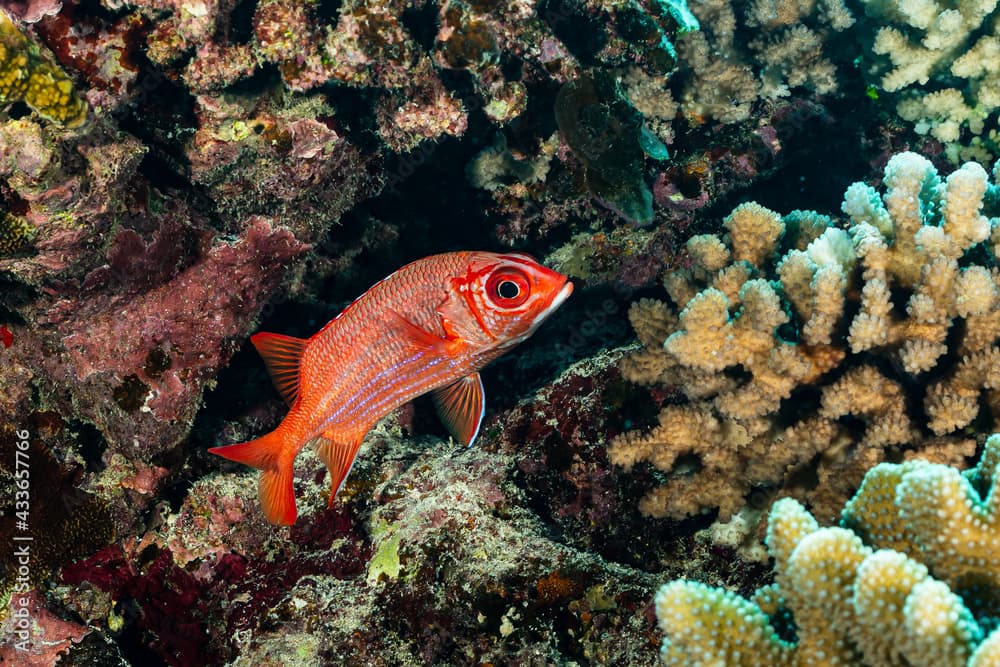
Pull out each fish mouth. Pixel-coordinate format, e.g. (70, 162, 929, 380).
(530, 278, 573, 330)
(552, 279, 573, 310)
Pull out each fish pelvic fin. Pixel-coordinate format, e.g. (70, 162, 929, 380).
(316, 434, 364, 507)
(433, 372, 485, 447)
(251, 332, 307, 405)
(208, 433, 298, 525)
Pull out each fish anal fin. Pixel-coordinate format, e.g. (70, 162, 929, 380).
(209, 432, 297, 525)
(432, 372, 485, 447)
(251, 332, 307, 405)
(316, 434, 364, 506)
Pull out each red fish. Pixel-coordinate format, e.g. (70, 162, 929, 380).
(0, 325, 12, 348)
(209, 251, 573, 525)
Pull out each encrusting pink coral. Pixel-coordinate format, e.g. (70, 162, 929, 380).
(49, 217, 309, 458)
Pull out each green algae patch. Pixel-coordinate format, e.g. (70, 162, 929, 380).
(366, 520, 403, 585)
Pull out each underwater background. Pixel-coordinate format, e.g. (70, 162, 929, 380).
(3, 0, 1000, 665)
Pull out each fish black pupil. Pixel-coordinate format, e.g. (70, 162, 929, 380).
(497, 280, 520, 299)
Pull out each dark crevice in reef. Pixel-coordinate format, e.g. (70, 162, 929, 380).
(69, 420, 108, 474)
(322, 83, 383, 154)
(401, 1, 439, 52)
(316, 0, 345, 21)
(538, 0, 607, 67)
(228, 0, 258, 44)
(116, 74, 199, 190)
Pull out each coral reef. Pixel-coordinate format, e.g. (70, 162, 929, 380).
(123, 0, 697, 154)
(1, 1, 62, 24)
(655, 432, 1000, 666)
(611, 151, 1000, 522)
(9, 0, 999, 663)
(50, 419, 668, 665)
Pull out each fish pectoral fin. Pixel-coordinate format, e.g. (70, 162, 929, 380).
(385, 309, 450, 353)
(251, 332, 307, 405)
(432, 372, 485, 447)
(316, 435, 364, 506)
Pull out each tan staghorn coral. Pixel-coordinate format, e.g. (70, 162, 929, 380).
(611, 151, 1000, 522)
(655, 433, 1000, 667)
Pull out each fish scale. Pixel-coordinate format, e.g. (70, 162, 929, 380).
(209, 251, 573, 525)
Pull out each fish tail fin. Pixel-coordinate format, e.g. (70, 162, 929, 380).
(316, 436, 364, 507)
(257, 463, 297, 526)
(209, 432, 298, 525)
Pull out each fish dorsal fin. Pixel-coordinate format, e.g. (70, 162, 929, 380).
(432, 372, 485, 447)
(316, 434, 364, 506)
(251, 332, 307, 405)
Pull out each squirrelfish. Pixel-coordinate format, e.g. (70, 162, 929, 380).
(209, 251, 573, 525)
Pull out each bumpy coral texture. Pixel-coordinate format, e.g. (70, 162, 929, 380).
(857, 0, 1000, 161)
(611, 152, 1000, 521)
(0, 210, 34, 254)
(655, 432, 1000, 667)
(131, 0, 694, 153)
(0, 8, 85, 125)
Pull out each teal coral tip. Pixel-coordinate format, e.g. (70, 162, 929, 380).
(654, 0, 699, 34)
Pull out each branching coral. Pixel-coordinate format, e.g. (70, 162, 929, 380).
(676, 0, 853, 124)
(856, 0, 1000, 161)
(655, 433, 1000, 666)
(611, 152, 1000, 522)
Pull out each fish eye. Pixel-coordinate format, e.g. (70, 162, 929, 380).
(486, 268, 531, 307)
(497, 280, 520, 299)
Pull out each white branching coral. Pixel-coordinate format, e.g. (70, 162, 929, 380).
(655, 434, 1000, 667)
(611, 152, 1000, 522)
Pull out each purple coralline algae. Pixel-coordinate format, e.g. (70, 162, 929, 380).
(0, 1, 62, 23)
